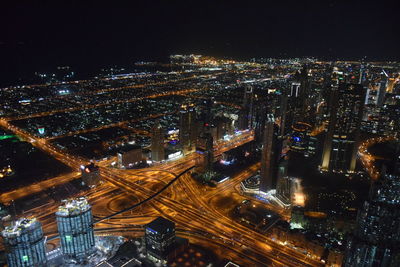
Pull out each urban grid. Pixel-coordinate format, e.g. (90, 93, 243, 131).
(0, 2, 399, 267)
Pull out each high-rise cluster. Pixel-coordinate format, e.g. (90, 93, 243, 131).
(1, 197, 95, 267)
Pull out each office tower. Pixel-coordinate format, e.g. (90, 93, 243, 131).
(56, 197, 95, 264)
(320, 83, 365, 173)
(290, 82, 301, 98)
(179, 104, 196, 155)
(145, 217, 176, 263)
(238, 85, 254, 130)
(244, 84, 254, 128)
(260, 114, 280, 192)
(291, 122, 312, 153)
(289, 66, 310, 122)
(344, 158, 400, 267)
(151, 120, 165, 162)
(1, 218, 47, 267)
(376, 71, 388, 107)
(253, 100, 267, 143)
(117, 145, 143, 168)
(204, 132, 214, 172)
(279, 91, 288, 137)
(358, 65, 364, 85)
(275, 158, 291, 205)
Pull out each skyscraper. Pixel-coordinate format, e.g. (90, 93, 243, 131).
(204, 132, 214, 172)
(238, 84, 254, 130)
(344, 157, 400, 266)
(2, 218, 47, 267)
(376, 70, 388, 107)
(179, 104, 197, 155)
(260, 114, 280, 192)
(275, 158, 291, 205)
(56, 197, 95, 264)
(279, 90, 288, 137)
(145, 217, 176, 263)
(151, 120, 165, 162)
(320, 82, 365, 173)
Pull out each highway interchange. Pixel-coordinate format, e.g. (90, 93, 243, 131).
(0, 73, 324, 266)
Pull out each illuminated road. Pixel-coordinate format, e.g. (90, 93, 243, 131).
(0, 102, 322, 266)
(358, 136, 398, 180)
(0, 116, 322, 266)
(0, 171, 81, 204)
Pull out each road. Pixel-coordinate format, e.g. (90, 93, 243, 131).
(0, 91, 323, 266)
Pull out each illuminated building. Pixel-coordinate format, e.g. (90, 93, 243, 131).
(238, 85, 254, 130)
(320, 83, 365, 173)
(195, 130, 214, 172)
(179, 104, 197, 155)
(151, 120, 165, 162)
(1, 218, 47, 267)
(259, 114, 280, 192)
(290, 122, 312, 152)
(290, 82, 301, 97)
(376, 70, 388, 107)
(56, 197, 95, 264)
(117, 145, 143, 168)
(145, 217, 176, 263)
(275, 158, 291, 206)
(344, 160, 400, 267)
(288, 67, 310, 122)
(204, 132, 214, 172)
(80, 163, 100, 187)
(279, 90, 288, 137)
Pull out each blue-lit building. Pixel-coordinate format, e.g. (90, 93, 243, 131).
(344, 161, 400, 266)
(1, 218, 47, 267)
(145, 217, 176, 263)
(56, 197, 95, 264)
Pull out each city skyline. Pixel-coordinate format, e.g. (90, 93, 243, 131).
(1, 1, 400, 86)
(0, 2, 400, 267)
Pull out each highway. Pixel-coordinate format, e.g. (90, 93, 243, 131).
(0, 92, 323, 266)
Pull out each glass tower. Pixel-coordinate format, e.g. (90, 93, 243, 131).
(56, 197, 95, 264)
(1, 218, 47, 267)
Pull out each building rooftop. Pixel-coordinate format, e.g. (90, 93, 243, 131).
(56, 197, 91, 217)
(117, 144, 142, 154)
(146, 217, 175, 234)
(1, 217, 40, 238)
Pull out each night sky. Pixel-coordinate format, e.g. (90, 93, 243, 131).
(1, 0, 399, 85)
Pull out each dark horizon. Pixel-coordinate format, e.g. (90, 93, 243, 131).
(1, 0, 399, 86)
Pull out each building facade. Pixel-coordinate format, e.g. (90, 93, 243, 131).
(56, 197, 95, 264)
(1, 218, 47, 267)
(151, 120, 165, 162)
(344, 163, 400, 267)
(321, 82, 365, 173)
(145, 217, 176, 263)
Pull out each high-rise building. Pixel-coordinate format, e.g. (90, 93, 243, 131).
(275, 158, 291, 205)
(288, 66, 311, 122)
(344, 158, 400, 266)
(151, 120, 165, 162)
(238, 85, 254, 130)
(145, 217, 176, 263)
(1, 218, 47, 267)
(279, 91, 288, 137)
(320, 82, 365, 173)
(56, 197, 95, 264)
(376, 71, 388, 107)
(260, 114, 280, 192)
(204, 132, 214, 172)
(179, 104, 197, 155)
